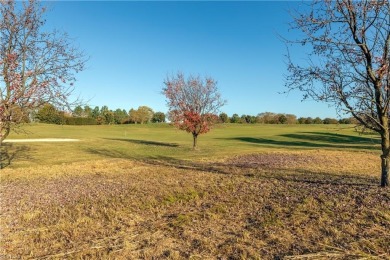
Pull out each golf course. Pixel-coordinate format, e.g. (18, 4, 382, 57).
(1, 123, 388, 259)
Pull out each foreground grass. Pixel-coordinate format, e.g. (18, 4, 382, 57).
(1, 156, 388, 259)
(1, 124, 388, 259)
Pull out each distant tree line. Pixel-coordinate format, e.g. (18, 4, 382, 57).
(33, 104, 357, 126)
(34, 104, 166, 125)
(218, 112, 358, 125)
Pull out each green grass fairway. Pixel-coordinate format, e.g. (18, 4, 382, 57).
(1, 124, 388, 259)
(2, 123, 380, 168)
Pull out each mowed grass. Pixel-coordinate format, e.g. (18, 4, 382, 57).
(1, 123, 381, 168)
(1, 123, 389, 259)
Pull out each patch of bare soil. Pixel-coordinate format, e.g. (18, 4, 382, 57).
(227, 153, 321, 169)
(225, 150, 380, 178)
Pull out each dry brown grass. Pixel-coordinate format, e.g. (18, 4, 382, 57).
(1, 151, 389, 259)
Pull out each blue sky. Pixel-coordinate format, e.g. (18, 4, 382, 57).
(45, 1, 338, 118)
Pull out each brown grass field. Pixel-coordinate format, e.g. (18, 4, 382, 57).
(0, 124, 389, 259)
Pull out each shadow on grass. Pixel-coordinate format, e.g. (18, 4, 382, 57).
(85, 148, 132, 160)
(222, 132, 379, 150)
(0, 143, 31, 169)
(85, 147, 377, 187)
(105, 138, 179, 147)
(282, 132, 379, 144)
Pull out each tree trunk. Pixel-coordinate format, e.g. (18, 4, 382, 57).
(0, 125, 10, 169)
(0, 124, 10, 144)
(381, 155, 389, 187)
(192, 133, 198, 149)
(380, 132, 390, 187)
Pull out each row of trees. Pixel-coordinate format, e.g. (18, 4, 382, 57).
(35, 104, 166, 125)
(35, 103, 355, 126)
(219, 112, 357, 125)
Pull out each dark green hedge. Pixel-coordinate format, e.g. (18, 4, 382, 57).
(63, 117, 97, 125)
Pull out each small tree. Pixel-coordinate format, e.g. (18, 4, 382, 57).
(230, 113, 240, 123)
(257, 112, 279, 124)
(323, 118, 339, 125)
(163, 73, 225, 149)
(304, 117, 314, 125)
(278, 114, 288, 124)
(297, 117, 306, 124)
(0, 0, 86, 143)
(152, 112, 166, 123)
(286, 0, 389, 186)
(73, 106, 83, 117)
(137, 106, 154, 124)
(35, 103, 62, 124)
(313, 117, 323, 124)
(285, 114, 297, 124)
(128, 108, 139, 124)
(91, 106, 100, 119)
(83, 106, 92, 118)
(219, 112, 229, 123)
(113, 109, 127, 124)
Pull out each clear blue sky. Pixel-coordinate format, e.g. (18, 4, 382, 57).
(45, 1, 339, 118)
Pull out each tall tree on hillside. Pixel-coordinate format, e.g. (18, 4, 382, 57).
(91, 106, 100, 119)
(163, 73, 225, 149)
(128, 108, 139, 124)
(0, 0, 86, 143)
(137, 106, 154, 124)
(113, 108, 127, 124)
(286, 0, 390, 187)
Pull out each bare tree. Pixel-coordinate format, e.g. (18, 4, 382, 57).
(163, 73, 225, 149)
(0, 0, 86, 143)
(286, 0, 389, 187)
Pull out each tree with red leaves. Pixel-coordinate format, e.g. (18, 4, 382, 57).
(0, 0, 86, 143)
(163, 73, 225, 149)
(286, 0, 389, 187)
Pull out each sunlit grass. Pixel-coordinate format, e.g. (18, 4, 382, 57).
(3, 123, 380, 168)
(1, 123, 388, 259)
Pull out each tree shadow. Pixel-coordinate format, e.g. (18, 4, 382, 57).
(85, 147, 377, 187)
(281, 131, 379, 145)
(223, 132, 379, 150)
(138, 155, 378, 187)
(85, 148, 132, 160)
(241, 167, 377, 187)
(0, 143, 31, 169)
(105, 138, 179, 147)
(85, 147, 229, 174)
(135, 155, 231, 175)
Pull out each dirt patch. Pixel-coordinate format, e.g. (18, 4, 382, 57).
(227, 153, 321, 169)
(225, 150, 380, 177)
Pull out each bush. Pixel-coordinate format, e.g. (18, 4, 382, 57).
(63, 117, 97, 125)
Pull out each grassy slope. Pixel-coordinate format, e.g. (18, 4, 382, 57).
(2, 123, 381, 167)
(1, 123, 389, 259)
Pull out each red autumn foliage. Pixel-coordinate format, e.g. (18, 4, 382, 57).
(163, 73, 225, 148)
